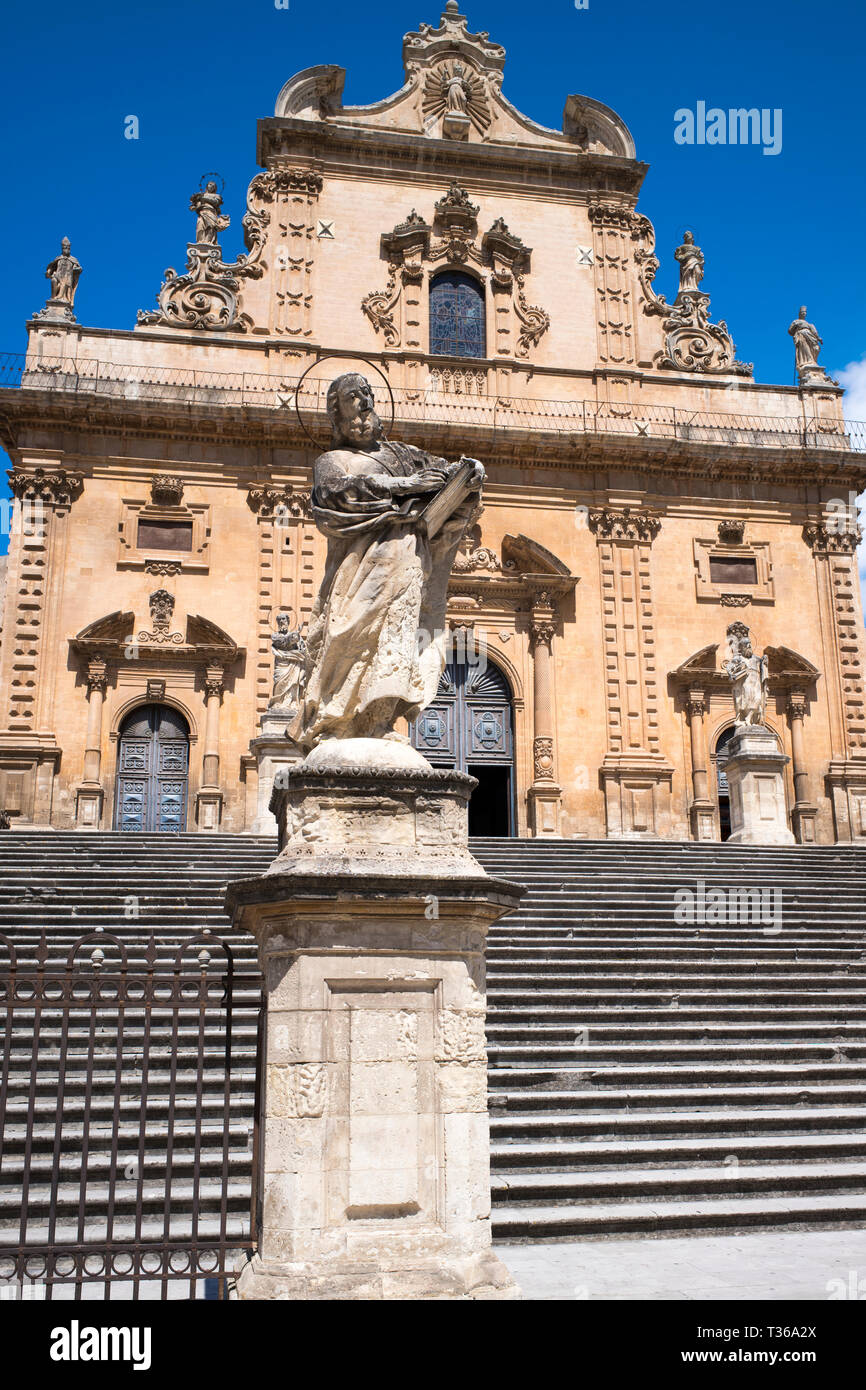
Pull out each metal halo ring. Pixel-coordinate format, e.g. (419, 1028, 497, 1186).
(292, 356, 396, 449)
(199, 171, 225, 193)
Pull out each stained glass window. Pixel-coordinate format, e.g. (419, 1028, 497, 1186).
(429, 271, 486, 359)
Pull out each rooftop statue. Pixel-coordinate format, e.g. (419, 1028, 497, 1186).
(42, 239, 82, 315)
(190, 181, 231, 247)
(674, 230, 704, 298)
(290, 372, 484, 751)
(723, 622, 768, 727)
(788, 306, 828, 383)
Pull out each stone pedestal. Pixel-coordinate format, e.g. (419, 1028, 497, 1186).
(248, 712, 303, 835)
(725, 725, 795, 846)
(225, 738, 523, 1300)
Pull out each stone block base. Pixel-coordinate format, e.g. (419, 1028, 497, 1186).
(234, 1248, 520, 1301)
(226, 739, 523, 1302)
(726, 725, 795, 846)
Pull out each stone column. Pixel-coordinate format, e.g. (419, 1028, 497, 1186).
(685, 687, 716, 840)
(196, 665, 224, 830)
(226, 750, 523, 1300)
(527, 602, 562, 836)
(75, 658, 108, 829)
(787, 690, 818, 843)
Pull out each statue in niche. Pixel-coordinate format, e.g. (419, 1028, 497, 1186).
(190, 181, 231, 246)
(723, 621, 768, 727)
(45, 238, 82, 307)
(269, 612, 307, 715)
(446, 62, 470, 112)
(674, 231, 704, 297)
(788, 306, 824, 378)
(290, 373, 484, 750)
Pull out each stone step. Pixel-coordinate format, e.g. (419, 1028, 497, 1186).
(490, 1104, 866, 1140)
(490, 1132, 866, 1169)
(490, 1192, 866, 1239)
(491, 1162, 866, 1204)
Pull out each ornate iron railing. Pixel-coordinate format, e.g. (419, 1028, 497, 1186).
(1, 351, 863, 453)
(0, 929, 263, 1300)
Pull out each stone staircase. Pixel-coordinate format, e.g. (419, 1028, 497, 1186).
(0, 832, 865, 1255)
(476, 837, 866, 1241)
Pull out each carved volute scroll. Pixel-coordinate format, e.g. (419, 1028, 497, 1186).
(138, 173, 277, 333)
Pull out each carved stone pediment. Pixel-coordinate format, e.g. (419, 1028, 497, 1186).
(265, 4, 635, 162)
(70, 608, 244, 666)
(669, 643, 820, 695)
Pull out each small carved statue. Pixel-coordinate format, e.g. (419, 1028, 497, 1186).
(674, 230, 704, 297)
(723, 621, 768, 727)
(290, 372, 484, 749)
(190, 181, 231, 246)
(446, 62, 470, 112)
(269, 612, 307, 715)
(788, 306, 824, 378)
(45, 238, 82, 307)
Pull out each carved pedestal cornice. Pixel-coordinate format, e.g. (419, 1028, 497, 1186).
(7, 468, 84, 505)
(803, 522, 862, 555)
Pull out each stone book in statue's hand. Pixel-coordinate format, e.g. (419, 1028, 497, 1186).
(419, 458, 477, 538)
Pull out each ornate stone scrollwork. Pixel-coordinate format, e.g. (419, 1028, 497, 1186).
(246, 485, 312, 519)
(588, 508, 662, 543)
(533, 735, 555, 781)
(151, 475, 184, 507)
(803, 522, 862, 555)
(137, 174, 271, 333)
(452, 523, 500, 573)
(362, 186, 550, 358)
(718, 519, 745, 545)
(138, 589, 184, 646)
(658, 292, 751, 375)
(7, 468, 84, 505)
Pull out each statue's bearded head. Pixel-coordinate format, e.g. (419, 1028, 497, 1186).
(276, 612, 290, 633)
(327, 373, 383, 448)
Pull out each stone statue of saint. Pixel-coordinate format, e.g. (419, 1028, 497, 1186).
(45, 238, 82, 307)
(190, 182, 231, 246)
(674, 231, 704, 297)
(269, 612, 307, 715)
(723, 622, 768, 727)
(788, 306, 823, 375)
(290, 372, 484, 750)
(446, 63, 469, 112)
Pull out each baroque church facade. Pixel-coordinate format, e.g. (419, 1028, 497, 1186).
(1, 2, 865, 844)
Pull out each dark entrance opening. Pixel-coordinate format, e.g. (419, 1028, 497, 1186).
(114, 704, 190, 832)
(714, 725, 736, 842)
(410, 657, 515, 836)
(467, 765, 511, 837)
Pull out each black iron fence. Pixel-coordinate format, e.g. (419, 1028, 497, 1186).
(0, 930, 263, 1300)
(1, 350, 863, 454)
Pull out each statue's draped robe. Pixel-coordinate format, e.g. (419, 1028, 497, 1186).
(291, 439, 471, 748)
(729, 654, 767, 726)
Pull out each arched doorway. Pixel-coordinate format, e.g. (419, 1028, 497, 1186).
(114, 705, 190, 832)
(714, 725, 736, 841)
(410, 658, 515, 836)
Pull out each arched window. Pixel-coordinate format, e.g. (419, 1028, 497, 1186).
(429, 271, 486, 359)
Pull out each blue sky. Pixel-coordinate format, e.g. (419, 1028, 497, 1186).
(2, 0, 865, 558)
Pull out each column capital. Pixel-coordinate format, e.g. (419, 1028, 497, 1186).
(85, 657, 109, 694)
(803, 522, 861, 555)
(686, 687, 707, 719)
(588, 507, 662, 544)
(786, 689, 807, 719)
(203, 664, 225, 700)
